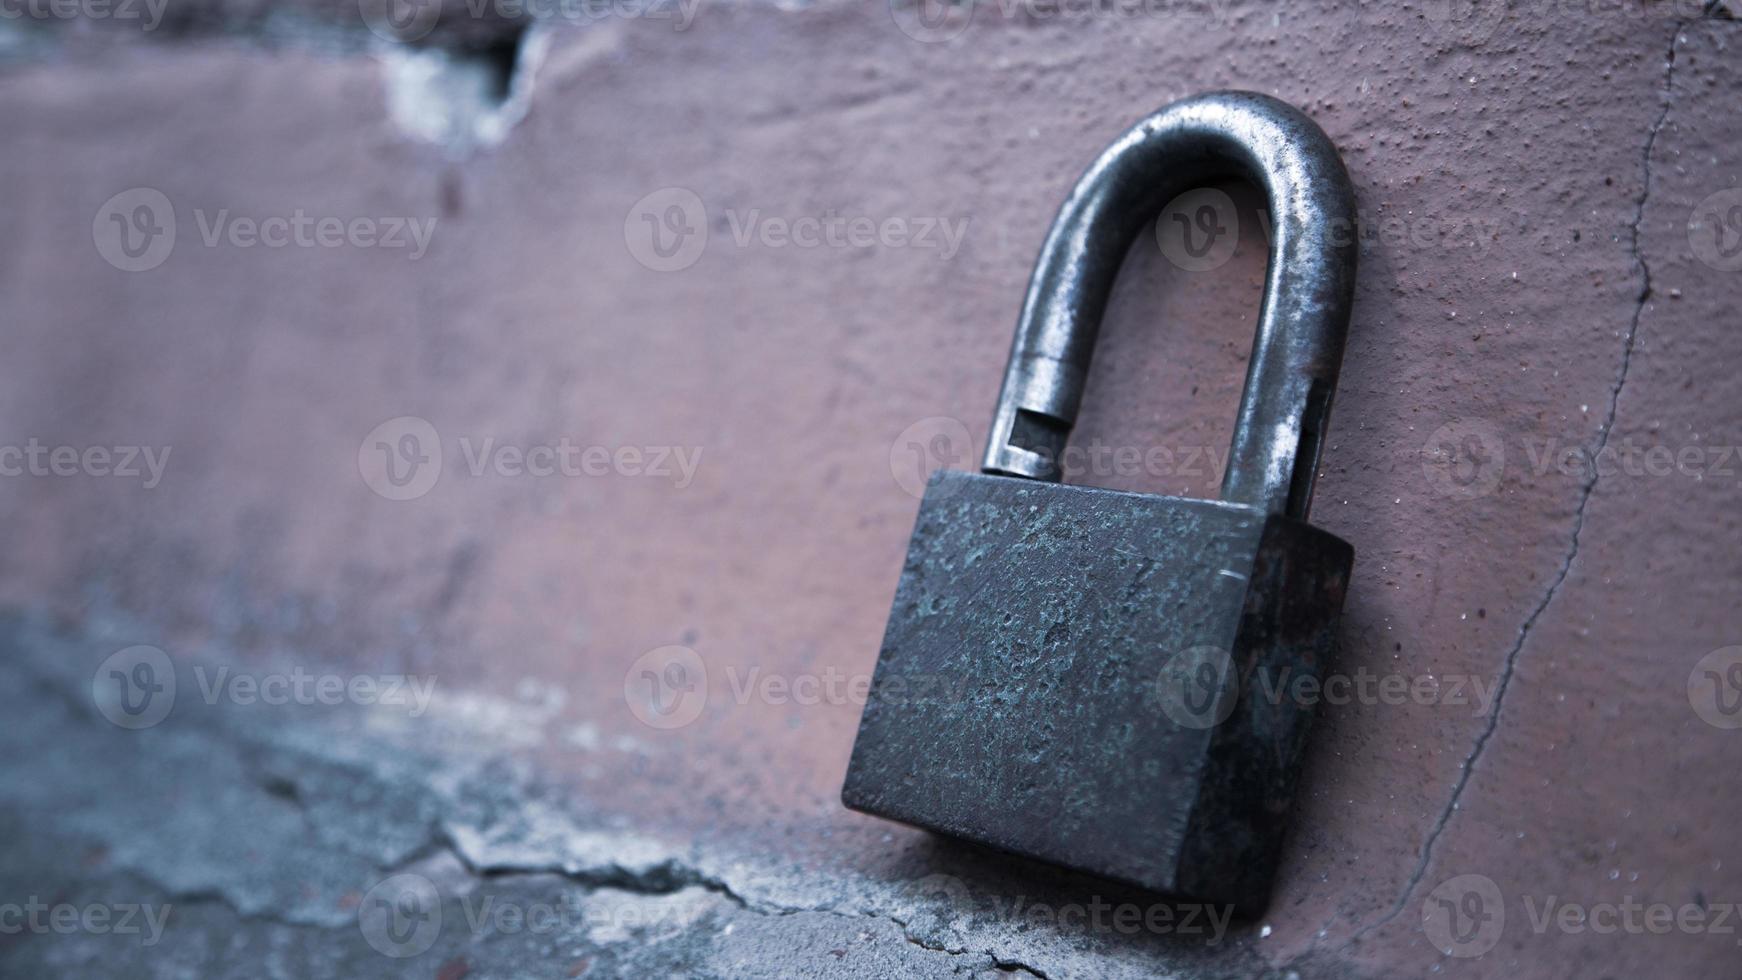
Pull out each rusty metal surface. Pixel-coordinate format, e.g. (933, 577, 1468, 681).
(843, 471, 1351, 913)
(981, 90, 1357, 522)
(850, 91, 1362, 912)
(0, 2, 1740, 978)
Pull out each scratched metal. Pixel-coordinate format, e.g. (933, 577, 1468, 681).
(845, 92, 1359, 914)
(842, 470, 1351, 912)
(983, 90, 1358, 524)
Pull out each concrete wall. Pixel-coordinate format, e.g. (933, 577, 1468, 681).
(1, 1, 1740, 977)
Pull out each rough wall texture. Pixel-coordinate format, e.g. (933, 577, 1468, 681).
(1, 1, 1739, 977)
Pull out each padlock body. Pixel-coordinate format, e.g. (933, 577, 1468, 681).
(842, 470, 1351, 913)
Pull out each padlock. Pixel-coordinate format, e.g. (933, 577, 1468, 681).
(842, 92, 1358, 914)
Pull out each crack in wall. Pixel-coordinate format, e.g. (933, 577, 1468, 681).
(20, 746, 1066, 976)
(6, 631, 1085, 976)
(885, 913, 1051, 980)
(430, 831, 766, 913)
(439, 836, 1063, 977)
(415, 829, 1074, 978)
(1330, 17, 1688, 953)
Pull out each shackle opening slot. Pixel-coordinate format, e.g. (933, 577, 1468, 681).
(978, 91, 1358, 522)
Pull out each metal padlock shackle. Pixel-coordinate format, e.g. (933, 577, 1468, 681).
(983, 91, 1358, 522)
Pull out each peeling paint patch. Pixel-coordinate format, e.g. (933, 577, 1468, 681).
(445, 799, 685, 877)
(379, 25, 548, 152)
(584, 886, 718, 944)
